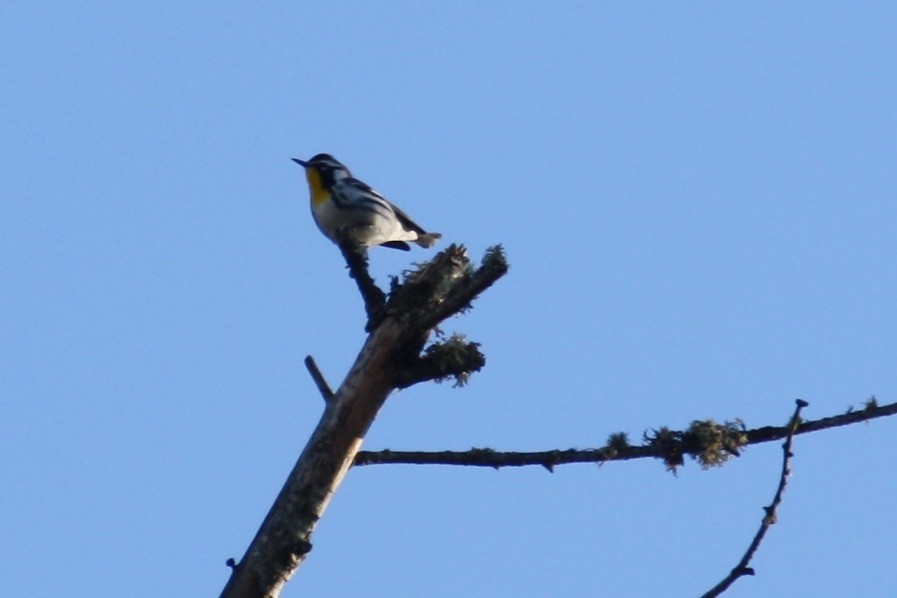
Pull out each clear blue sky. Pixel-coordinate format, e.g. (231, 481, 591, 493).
(3, 3, 896, 596)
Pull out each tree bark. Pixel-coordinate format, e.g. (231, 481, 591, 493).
(219, 319, 423, 597)
(219, 244, 508, 597)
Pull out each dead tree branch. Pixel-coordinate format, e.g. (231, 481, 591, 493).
(303, 356, 333, 402)
(354, 397, 896, 470)
(396, 334, 486, 388)
(219, 244, 508, 598)
(335, 236, 386, 330)
(701, 399, 807, 597)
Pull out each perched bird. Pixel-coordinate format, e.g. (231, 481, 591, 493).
(292, 153, 441, 251)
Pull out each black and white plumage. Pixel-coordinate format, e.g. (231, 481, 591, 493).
(292, 153, 441, 251)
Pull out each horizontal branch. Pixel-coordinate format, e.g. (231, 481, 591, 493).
(354, 398, 897, 470)
(396, 335, 485, 389)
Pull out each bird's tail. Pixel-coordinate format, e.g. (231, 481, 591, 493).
(414, 232, 442, 248)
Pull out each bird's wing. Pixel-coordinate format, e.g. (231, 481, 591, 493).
(347, 178, 429, 235)
(388, 202, 428, 235)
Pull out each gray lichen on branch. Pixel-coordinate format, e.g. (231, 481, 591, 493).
(387, 244, 508, 329)
(397, 333, 486, 388)
(644, 419, 748, 472)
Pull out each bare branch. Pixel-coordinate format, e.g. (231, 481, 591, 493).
(335, 235, 386, 331)
(354, 397, 897, 469)
(701, 399, 808, 598)
(744, 396, 891, 440)
(221, 320, 425, 598)
(304, 355, 333, 402)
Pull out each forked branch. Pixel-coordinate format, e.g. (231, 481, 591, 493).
(219, 243, 508, 598)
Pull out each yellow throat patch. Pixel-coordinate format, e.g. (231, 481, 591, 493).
(305, 168, 330, 207)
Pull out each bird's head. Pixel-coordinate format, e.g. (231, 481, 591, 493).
(293, 153, 351, 181)
(292, 154, 352, 205)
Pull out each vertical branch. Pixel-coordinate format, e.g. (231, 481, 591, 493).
(335, 236, 386, 330)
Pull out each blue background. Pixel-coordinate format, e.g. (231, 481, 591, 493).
(3, 3, 896, 596)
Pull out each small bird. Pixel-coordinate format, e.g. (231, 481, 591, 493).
(292, 153, 441, 251)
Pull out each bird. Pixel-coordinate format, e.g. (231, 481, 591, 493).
(292, 153, 441, 251)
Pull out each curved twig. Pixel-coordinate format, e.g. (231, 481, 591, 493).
(700, 399, 807, 597)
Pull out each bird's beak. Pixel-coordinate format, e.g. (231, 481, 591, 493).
(291, 158, 308, 167)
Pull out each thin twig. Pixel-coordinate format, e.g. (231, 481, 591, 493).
(354, 398, 896, 468)
(700, 398, 808, 598)
(304, 355, 334, 402)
